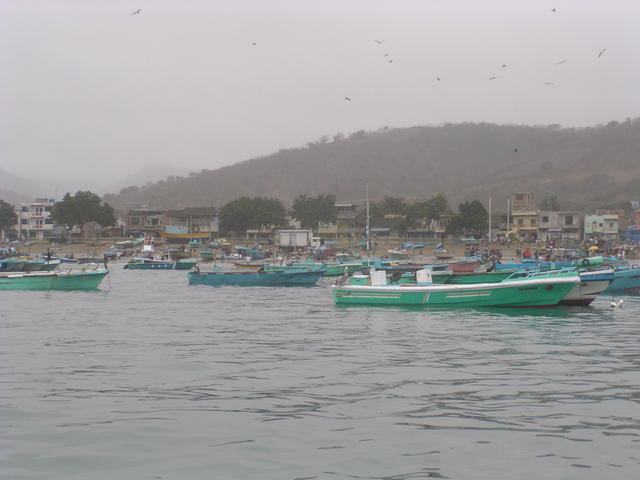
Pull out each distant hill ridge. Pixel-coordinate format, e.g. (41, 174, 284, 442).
(105, 120, 640, 211)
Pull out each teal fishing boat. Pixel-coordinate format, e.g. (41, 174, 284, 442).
(333, 270, 579, 307)
(604, 265, 640, 295)
(199, 249, 215, 261)
(0, 269, 108, 291)
(291, 261, 362, 276)
(188, 269, 323, 287)
(264, 264, 326, 274)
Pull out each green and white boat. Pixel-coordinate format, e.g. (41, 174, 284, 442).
(333, 270, 579, 307)
(0, 268, 109, 291)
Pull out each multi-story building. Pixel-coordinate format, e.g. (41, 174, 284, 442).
(162, 207, 218, 243)
(510, 192, 538, 240)
(538, 211, 583, 241)
(335, 203, 359, 241)
(124, 209, 164, 235)
(15, 198, 56, 240)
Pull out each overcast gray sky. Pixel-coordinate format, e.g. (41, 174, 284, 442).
(1, 0, 638, 195)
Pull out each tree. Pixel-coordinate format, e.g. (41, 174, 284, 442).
(0, 199, 17, 238)
(52, 191, 116, 231)
(219, 197, 286, 235)
(290, 194, 336, 232)
(447, 200, 488, 234)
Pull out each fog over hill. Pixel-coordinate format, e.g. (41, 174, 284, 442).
(0, 168, 44, 205)
(105, 120, 640, 212)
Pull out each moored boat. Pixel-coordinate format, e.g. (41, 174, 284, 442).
(604, 265, 640, 295)
(234, 261, 267, 269)
(333, 270, 580, 307)
(290, 261, 362, 276)
(0, 258, 26, 272)
(0, 268, 108, 291)
(445, 257, 482, 273)
(124, 257, 197, 270)
(188, 269, 323, 286)
(199, 249, 215, 261)
(434, 248, 454, 260)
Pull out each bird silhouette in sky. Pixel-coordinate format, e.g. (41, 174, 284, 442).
(252, 42, 257, 46)
(552, 8, 556, 13)
(488, 76, 497, 80)
(555, 59, 568, 65)
(345, 96, 352, 102)
(513, 148, 519, 152)
(374, 40, 384, 44)
(437, 77, 441, 81)
(598, 48, 607, 58)
(131, 9, 141, 15)
(501, 64, 507, 68)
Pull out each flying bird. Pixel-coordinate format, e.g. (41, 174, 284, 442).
(552, 8, 556, 13)
(345, 96, 352, 102)
(374, 40, 385, 44)
(388, 59, 393, 63)
(488, 76, 497, 80)
(555, 59, 568, 65)
(131, 9, 141, 15)
(544, 82, 555, 86)
(437, 76, 441, 81)
(513, 148, 519, 152)
(501, 64, 507, 68)
(252, 42, 257, 46)
(598, 48, 607, 58)
(384, 53, 389, 57)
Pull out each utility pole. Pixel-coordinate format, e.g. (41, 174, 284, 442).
(506, 197, 510, 239)
(365, 181, 370, 251)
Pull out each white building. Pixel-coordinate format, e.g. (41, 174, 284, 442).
(16, 198, 56, 240)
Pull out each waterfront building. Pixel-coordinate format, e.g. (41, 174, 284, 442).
(510, 192, 538, 240)
(584, 213, 620, 241)
(125, 209, 164, 236)
(15, 198, 56, 240)
(538, 210, 583, 241)
(161, 207, 218, 243)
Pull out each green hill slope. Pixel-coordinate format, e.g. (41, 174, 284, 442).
(105, 119, 640, 211)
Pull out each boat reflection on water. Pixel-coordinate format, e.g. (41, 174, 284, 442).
(334, 303, 574, 319)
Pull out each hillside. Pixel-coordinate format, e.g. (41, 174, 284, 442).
(0, 168, 44, 205)
(105, 119, 640, 212)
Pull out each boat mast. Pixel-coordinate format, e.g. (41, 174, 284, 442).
(365, 181, 370, 252)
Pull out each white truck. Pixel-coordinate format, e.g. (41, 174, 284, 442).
(275, 230, 313, 248)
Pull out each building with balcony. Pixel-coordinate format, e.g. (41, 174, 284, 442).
(335, 203, 359, 241)
(161, 207, 218, 243)
(510, 192, 538, 240)
(15, 198, 56, 240)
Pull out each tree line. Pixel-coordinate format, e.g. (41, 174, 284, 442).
(216, 193, 488, 236)
(1, 190, 489, 240)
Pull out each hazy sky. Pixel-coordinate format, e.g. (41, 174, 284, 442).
(1, 0, 638, 195)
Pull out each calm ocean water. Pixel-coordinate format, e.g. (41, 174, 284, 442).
(2, 265, 640, 480)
